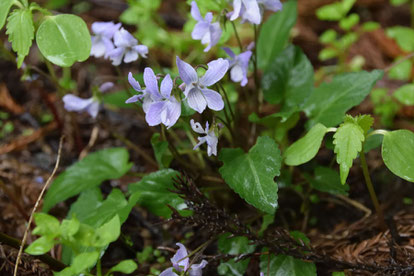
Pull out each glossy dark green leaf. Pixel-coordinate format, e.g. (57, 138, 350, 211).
(217, 233, 255, 276)
(262, 45, 314, 120)
(219, 136, 282, 214)
(94, 215, 120, 247)
(257, 0, 297, 69)
(308, 167, 349, 195)
(304, 70, 383, 127)
(260, 254, 316, 276)
(382, 130, 414, 182)
(6, 9, 34, 67)
(128, 169, 189, 218)
(43, 148, 132, 212)
(284, 123, 327, 166)
(36, 14, 91, 67)
(0, 0, 13, 30)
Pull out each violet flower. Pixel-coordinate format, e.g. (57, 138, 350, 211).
(230, 0, 283, 25)
(191, 119, 218, 156)
(191, 1, 222, 52)
(160, 243, 208, 276)
(62, 95, 100, 118)
(126, 68, 181, 128)
(90, 21, 121, 58)
(176, 56, 228, 113)
(107, 28, 148, 66)
(223, 48, 252, 86)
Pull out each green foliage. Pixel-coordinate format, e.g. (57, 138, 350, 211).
(151, 133, 173, 169)
(333, 115, 372, 184)
(36, 14, 91, 67)
(219, 136, 282, 214)
(43, 148, 132, 212)
(217, 234, 255, 276)
(128, 169, 190, 218)
(307, 166, 349, 195)
(0, 0, 14, 30)
(260, 253, 317, 276)
(6, 9, 35, 67)
(304, 70, 383, 127)
(102, 90, 135, 109)
(258, 0, 297, 69)
(386, 27, 414, 52)
(107, 260, 138, 275)
(339, 13, 359, 31)
(262, 45, 314, 120)
(316, 0, 356, 21)
(284, 123, 328, 166)
(371, 88, 399, 127)
(382, 130, 414, 182)
(394, 84, 414, 105)
(388, 58, 412, 81)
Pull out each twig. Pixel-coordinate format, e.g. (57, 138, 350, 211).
(384, 52, 414, 72)
(79, 125, 99, 160)
(13, 136, 64, 276)
(335, 194, 372, 218)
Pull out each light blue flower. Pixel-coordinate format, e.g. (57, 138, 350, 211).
(126, 68, 181, 128)
(107, 28, 148, 66)
(62, 95, 100, 118)
(190, 1, 222, 52)
(160, 243, 208, 276)
(90, 21, 121, 58)
(223, 47, 252, 86)
(176, 56, 228, 114)
(191, 119, 218, 156)
(230, 0, 283, 24)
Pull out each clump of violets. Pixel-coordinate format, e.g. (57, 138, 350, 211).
(230, 0, 283, 24)
(90, 21, 121, 58)
(126, 68, 181, 128)
(191, 1, 222, 52)
(62, 82, 114, 118)
(107, 28, 148, 66)
(177, 56, 228, 113)
(223, 47, 252, 86)
(160, 243, 208, 276)
(191, 119, 219, 156)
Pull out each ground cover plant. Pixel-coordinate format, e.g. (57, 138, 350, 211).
(1, 0, 414, 275)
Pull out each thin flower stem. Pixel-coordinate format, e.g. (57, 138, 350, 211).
(218, 83, 236, 123)
(97, 259, 102, 276)
(230, 21, 243, 52)
(360, 145, 385, 229)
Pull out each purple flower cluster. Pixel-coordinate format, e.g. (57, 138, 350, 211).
(230, 0, 283, 24)
(160, 243, 207, 276)
(90, 22, 148, 66)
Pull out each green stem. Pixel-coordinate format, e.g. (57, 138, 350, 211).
(360, 145, 385, 228)
(13, 0, 24, 9)
(96, 259, 102, 276)
(230, 21, 243, 51)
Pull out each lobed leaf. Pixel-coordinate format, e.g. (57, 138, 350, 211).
(0, 0, 13, 30)
(219, 136, 282, 214)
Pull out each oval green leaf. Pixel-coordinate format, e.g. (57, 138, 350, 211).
(0, 0, 14, 30)
(393, 84, 414, 105)
(382, 130, 414, 182)
(284, 123, 327, 166)
(36, 14, 91, 67)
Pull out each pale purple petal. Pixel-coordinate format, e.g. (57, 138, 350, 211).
(247, 42, 255, 51)
(128, 72, 142, 91)
(91, 22, 120, 38)
(243, 0, 261, 24)
(190, 119, 206, 134)
(189, 260, 208, 276)
(102, 37, 115, 59)
(107, 48, 124, 66)
(191, 1, 203, 21)
(160, 74, 173, 98)
(125, 95, 140, 104)
(204, 23, 222, 52)
(230, 64, 244, 83)
(187, 88, 207, 113)
(260, 0, 283, 11)
(239, 50, 253, 68)
(143, 68, 160, 98)
(223, 47, 236, 59)
(63, 95, 94, 112)
(171, 243, 189, 272)
(164, 99, 181, 128)
(134, 45, 148, 58)
(231, 0, 242, 21)
(176, 56, 198, 85)
(114, 28, 137, 48)
(194, 136, 207, 150)
(200, 58, 229, 86)
(205, 132, 218, 156)
(99, 82, 114, 92)
(146, 101, 165, 126)
(87, 101, 100, 118)
(202, 88, 224, 111)
(142, 94, 154, 113)
(192, 22, 210, 40)
(204, 12, 213, 23)
(159, 268, 178, 276)
(123, 49, 138, 63)
(90, 37, 107, 58)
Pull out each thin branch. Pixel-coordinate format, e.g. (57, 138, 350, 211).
(14, 136, 65, 276)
